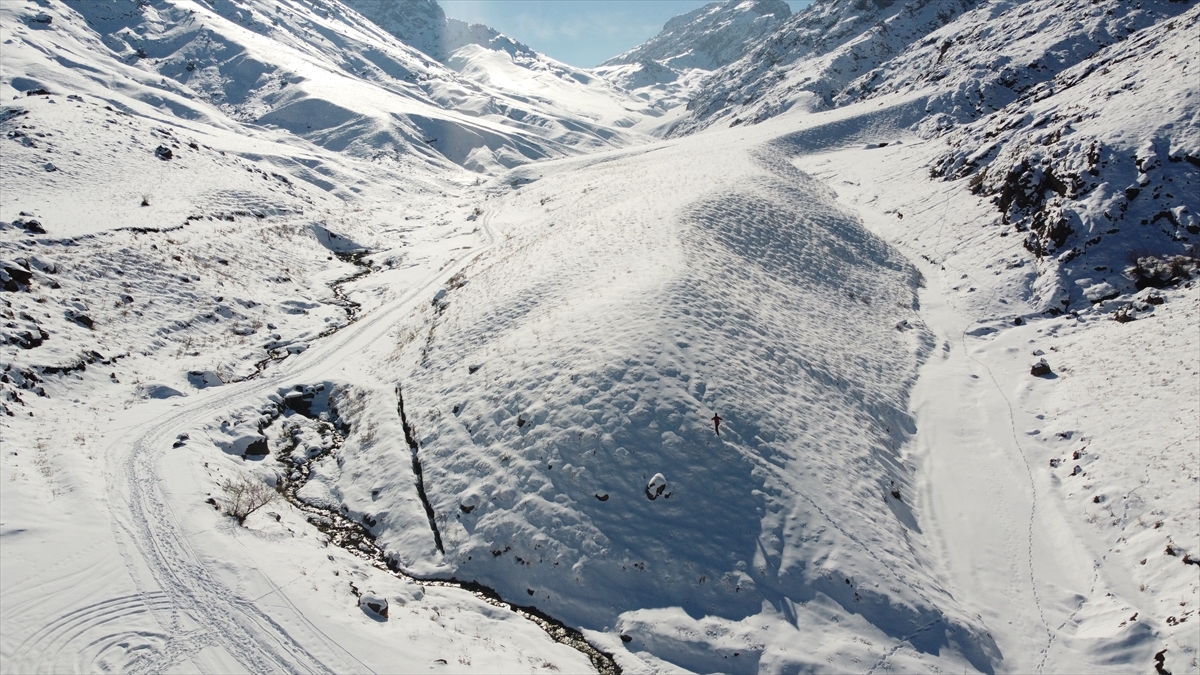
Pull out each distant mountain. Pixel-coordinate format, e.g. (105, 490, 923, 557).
(591, 0, 789, 124)
(340, 0, 533, 62)
(673, 0, 980, 133)
(603, 0, 791, 71)
(341, 0, 662, 137)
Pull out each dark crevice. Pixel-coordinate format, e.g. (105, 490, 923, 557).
(396, 385, 444, 554)
(264, 390, 619, 674)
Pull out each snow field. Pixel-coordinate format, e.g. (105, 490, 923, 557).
(2, 0, 1197, 672)
(295, 116, 1006, 672)
(791, 104, 1199, 673)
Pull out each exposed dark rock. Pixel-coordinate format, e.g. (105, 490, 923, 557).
(68, 311, 94, 329)
(244, 437, 269, 456)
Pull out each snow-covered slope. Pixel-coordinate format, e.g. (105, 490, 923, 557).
(930, 3, 1200, 312)
(792, 93, 1199, 675)
(591, 0, 790, 127)
(604, 0, 791, 71)
(307, 113, 999, 673)
(2, 0, 1197, 673)
(677, 0, 1197, 135)
(341, 0, 662, 136)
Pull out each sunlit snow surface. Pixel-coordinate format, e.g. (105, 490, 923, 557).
(1, 0, 1197, 673)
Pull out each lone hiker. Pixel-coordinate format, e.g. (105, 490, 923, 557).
(712, 412, 722, 436)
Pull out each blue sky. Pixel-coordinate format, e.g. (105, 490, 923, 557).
(440, 1, 810, 68)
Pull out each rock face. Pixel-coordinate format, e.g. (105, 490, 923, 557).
(602, 0, 791, 71)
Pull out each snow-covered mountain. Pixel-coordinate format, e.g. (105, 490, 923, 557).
(2, 0, 1197, 673)
(604, 0, 792, 71)
(340, 0, 666, 136)
(676, 0, 1197, 134)
(591, 0, 791, 125)
(340, 0, 529, 63)
(10, 0, 654, 174)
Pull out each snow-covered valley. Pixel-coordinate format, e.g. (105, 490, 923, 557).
(2, 0, 1197, 673)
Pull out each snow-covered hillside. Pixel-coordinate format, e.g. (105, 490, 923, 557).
(317, 121, 997, 672)
(604, 0, 791, 71)
(341, 0, 662, 136)
(8, 0, 655, 174)
(677, 0, 1198, 134)
(2, 0, 1197, 673)
(592, 0, 791, 127)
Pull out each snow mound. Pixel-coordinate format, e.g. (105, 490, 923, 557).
(312, 121, 999, 671)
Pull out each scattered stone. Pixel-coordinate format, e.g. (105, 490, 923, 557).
(359, 594, 388, 619)
(67, 310, 94, 329)
(646, 473, 668, 500)
(154, 145, 173, 160)
(15, 219, 45, 234)
(1030, 358, 1052, 376)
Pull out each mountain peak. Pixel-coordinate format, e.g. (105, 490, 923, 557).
(603, 0, 791, 71)
(341, 0, 533, 62)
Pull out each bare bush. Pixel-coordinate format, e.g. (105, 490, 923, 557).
(220, 476, 278, 524)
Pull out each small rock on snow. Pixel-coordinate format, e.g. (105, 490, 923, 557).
(646, 473, 668, 500)
(359, 594, 388, 619)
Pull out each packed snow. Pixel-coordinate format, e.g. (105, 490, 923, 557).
(2, 0, 1196, 673)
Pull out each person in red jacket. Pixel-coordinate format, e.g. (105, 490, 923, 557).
(712, 412, 722, 436)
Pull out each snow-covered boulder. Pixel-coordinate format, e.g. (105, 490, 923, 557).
(138, 383, 185, 399)
(358, 593, 388, 619)
(212, 421, 268, 457)
(645, 473, 668, 501)
(188, 370, 224, 389)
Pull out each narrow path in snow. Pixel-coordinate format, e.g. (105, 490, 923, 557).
(862, 172, 1099, 674)
(87, 209, 509, 673)
(791, 135, 1105, 673)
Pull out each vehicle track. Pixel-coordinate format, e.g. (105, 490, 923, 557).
(88, 211, 500, 673)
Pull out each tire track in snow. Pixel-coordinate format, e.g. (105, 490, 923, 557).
(78, 208, 606, 674)
(102, 262, 496, 671)
(112, 430, 344, 674)
(6, 592, 183, 673)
